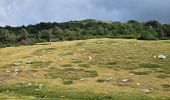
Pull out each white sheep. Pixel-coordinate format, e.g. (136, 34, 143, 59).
(158, 55, 166, 60)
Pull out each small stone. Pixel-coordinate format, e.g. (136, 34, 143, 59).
(80, 78, 84, 81)
(121, 79, 129, 82)
(88, 56, 92, 60)
(61, 96, 65, 98)
(13, 72, 18, 76)
(153, 56, 157, 59)
(6, 70, 11, 73)
(27, 60, 33, 64)
(39, 84, 43, 87)
(136, 83, 140, 86)
(32, 74, 36, 77)
(59, 59, 63, 61)
(129, 73, 134, 76)
(6, 90, 9, 93)
(14, 68, 19, 72)
(35, 89, 39, 91)
(150, 88, 154, 91)
(13, 62, 21, 66)
(28, 83, 32, 86)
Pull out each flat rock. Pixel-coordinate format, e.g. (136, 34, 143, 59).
(13, 62, 21, 66)
(27, 60, 33, 64)
(121, 78, 130, 82)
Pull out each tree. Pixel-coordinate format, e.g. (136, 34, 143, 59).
(40, 29, 52, 44)
(18, 28, 29, 40)
(127, 20, 139, 24)
(145, 20, 161, 28)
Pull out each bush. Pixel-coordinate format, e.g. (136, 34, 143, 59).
(138, 32, 158, 40)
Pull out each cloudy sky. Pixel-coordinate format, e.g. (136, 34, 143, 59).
(0, 0, 169, 26)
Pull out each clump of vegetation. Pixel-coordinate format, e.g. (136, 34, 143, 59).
(31, 61, 53, 68)
(75, 42, 86, 46)
(61, 64, 73, 67)
(59, 52, 73, 56)
(32, 48, 56, 56)
(0, 83, 45, 98)
(106, 61, 118, 65)
(71, 60, 83, 64)
(79, 64, 90, 68)
(96, 79, 112, 83)
(139, 63, 160, 68)
(156, 74, 170, 79)
(130, 71, 150, 75)
(161, 84, 170, 88)
(62, 80, 74, 85)
(44, 67, 98, 81)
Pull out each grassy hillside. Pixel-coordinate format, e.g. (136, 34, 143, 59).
(0, 38, 170, 100)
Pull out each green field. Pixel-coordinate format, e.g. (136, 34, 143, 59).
(0, 38, 170, 100)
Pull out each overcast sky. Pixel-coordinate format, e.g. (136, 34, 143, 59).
(0, 0, 169, 26)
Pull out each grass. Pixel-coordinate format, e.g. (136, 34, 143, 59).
(61, 64, 73, 67)
(161, 84, 170, 88)
(79, 64, 90, 68)
(30, 61, 53, 68)
(0, 38, 170, 99)
(106, 61, 118, 65)
(44, 67, 98, 80)
(139, 63, 160, 68)
(130, 71, 150, 75)
(71, 60, 83, 64)
(156, 74, 170, 79)
(32, 48, 56, 56)
(62, 80, 74, 85)
(0, 83, 45, 98)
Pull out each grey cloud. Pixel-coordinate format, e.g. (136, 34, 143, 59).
(0, 0, 169, 26)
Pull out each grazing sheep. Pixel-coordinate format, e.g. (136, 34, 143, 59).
(143, 89, 150, 93)
(158, 55, 166, 60)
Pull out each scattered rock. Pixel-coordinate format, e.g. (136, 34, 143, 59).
(136, 83, 140, 86)
(153, 56, 157, 59)
(80, 78, 84, 81)
(143, 89, 150, 93)
(158, 55, 166, 60)
(13, 62, 21, 66)
(28, 83, 32, 86)
(121, 78, 130, 83)
(35, 89, 39, 91)
(150, 88, 154, 91)
(27, 60, 33, 64)
(60, 96, 65, 98)
(6, 70, 11, 73)
(6, 90, 9, 93)
(32, 74, 36, 77)
(129, 73, 134, 76)
(12, 72, 19, 76)
(59, 59, 63, 61)
(88, 56, 92, 60)
(14, 68, 20, 72)
(39, 84, 43, 87)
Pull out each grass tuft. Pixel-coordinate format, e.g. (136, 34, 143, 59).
(139, 63, 160, 68)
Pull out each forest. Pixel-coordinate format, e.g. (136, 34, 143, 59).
(0, 19, 170, 47)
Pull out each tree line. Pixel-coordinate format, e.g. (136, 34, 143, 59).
(0, 19, 170, 47)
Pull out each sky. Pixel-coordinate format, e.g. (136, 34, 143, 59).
(0, 0, 170, 26)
